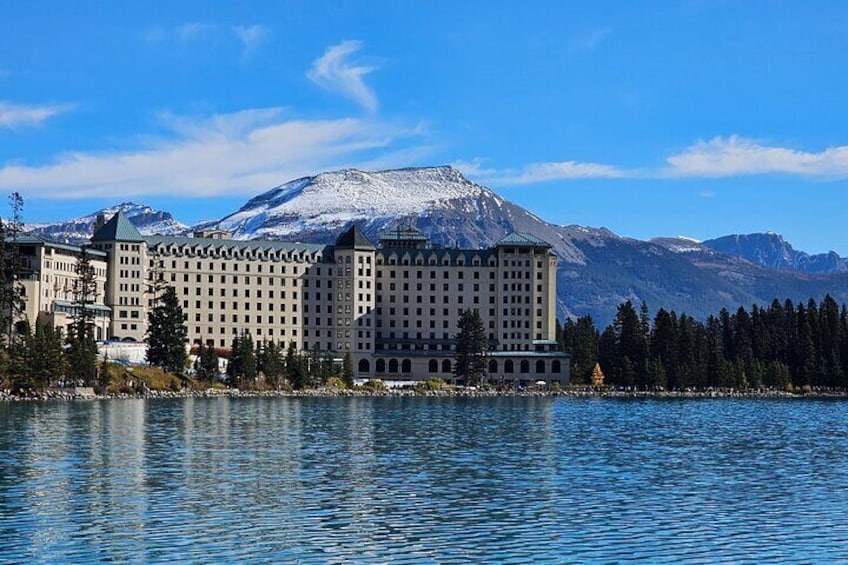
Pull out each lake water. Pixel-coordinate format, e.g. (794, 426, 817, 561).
(1, 397, 847, 564)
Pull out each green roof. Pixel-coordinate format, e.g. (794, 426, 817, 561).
(144, 235, 328, 255)
(12, 234, 107, 257)
(91, 211, 144, 242)
(495, 232, 551, 248)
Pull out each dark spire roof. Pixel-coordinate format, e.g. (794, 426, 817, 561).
(91, 211, 144, 243)
(334, 224, 375, 250)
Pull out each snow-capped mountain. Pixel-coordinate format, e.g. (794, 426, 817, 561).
(201, 166, 848, 325)
(21, 167, 848, 326)
(25, 202, 187, 243)
(702, 233, 848, 274)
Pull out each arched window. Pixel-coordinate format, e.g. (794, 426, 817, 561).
(488, 359, 498, 373)
(520, 360, 530, 374)
(442, 359, 452, 373)
(376, 359, 386, 373)
(389, 359, 399, 373)
(401, 359, 411, 373)
(429, 359, 439, 373)
(358, 359, 370, 373)
(552, 360, 562, 373)
(536, 360, 545, 374)
(504, 360, 514, 373)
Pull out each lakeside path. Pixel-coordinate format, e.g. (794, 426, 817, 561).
(4, 386, 848, 401)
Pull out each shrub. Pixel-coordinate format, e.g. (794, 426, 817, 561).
(325, 376, 346, 389)
(362, 379, 386, 391)
(421, 378, 445, 391)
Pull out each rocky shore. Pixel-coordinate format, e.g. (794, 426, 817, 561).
(3, 385, 848, 402)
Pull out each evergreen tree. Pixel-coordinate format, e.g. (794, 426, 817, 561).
(240, 332, 256, 387)
(286, 341, 307, 389)
(226, 335, 241, 387)
(146, 286, 188, 374)
(97, 354, 112, 393)
(342, 350, 355, 388)
(562, 315, 599, 384)
(258, 341, 284, 388)
(195, 343, 220, 383)
(453, 309, 487, 386)
(66, 247, 99, 386)
(321, 350, 336, 383)
(3, 193, 26, 346)
(307, 343, 322, 387)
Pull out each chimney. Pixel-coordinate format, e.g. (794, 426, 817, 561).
(93, 213, 106, 234)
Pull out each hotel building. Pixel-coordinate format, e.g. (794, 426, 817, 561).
(24, 211, 570, 384)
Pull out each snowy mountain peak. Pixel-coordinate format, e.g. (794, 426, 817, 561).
(25, 202, 187, 243)
(703, 232, 848, 274)
(217, 166, 500, 239)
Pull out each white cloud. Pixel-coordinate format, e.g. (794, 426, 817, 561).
(0, 108, 426, 199)
(568, 27, 613, 54)
(307, 40, 379, 113)
(145, 22, 268, 56)
(471, 160, 628, 185)
(233, 25, 268, 57)
(665, 135, 848, 178)
(0, 101, 73, 129)
(463, 136, 848, 186)
(175, 22, 219, 42)
(450, 158, 499, 178)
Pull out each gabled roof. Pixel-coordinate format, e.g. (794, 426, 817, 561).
(495, 232, 551, 248)
(91, 211, 144, 243)
(335, 224, 375, 250)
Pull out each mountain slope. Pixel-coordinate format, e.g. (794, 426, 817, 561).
(204, 166, 848, 325)
(25, 202, 187, 243)
(703, 233, 848, 274)
(25, 168, 848, 327)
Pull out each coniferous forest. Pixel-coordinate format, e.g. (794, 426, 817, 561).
(558, 296, 848, 391)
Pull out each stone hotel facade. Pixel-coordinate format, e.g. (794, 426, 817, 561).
(21, 212, 570, 385)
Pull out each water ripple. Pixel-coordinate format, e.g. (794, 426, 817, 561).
(1, 397, 848, 563)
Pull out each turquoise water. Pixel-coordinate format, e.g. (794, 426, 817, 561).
(1, 397, 848, 563)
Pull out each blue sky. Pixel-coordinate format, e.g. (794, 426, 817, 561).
(1, 1, 847, 253)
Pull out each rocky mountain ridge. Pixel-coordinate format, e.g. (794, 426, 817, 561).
(23, 167, 848, 326)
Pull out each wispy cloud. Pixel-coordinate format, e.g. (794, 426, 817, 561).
(0, 108, 425, 199)
(145, 22, 269, 56)
(233, 25, 268, 57)
(463, 158, 629, 185)
(0, 101, 73, 129)
(307, 40, 379, 113)
(463, 136, 848, 186)
(493, 161, 628, 184)
(176, 21, 219, 42)
(568, 26, 613, 54)
(664, 135, 848, 178)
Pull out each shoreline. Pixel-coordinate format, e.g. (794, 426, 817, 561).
(4, 386, 848, 402)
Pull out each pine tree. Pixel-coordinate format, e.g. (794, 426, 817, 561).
(226, 335, 241, 387)
(562, 315, 599, 384)
(258, 341, 284, 388)
(453, 309, 487, 386)
(308, 343, 322, 387)
(342, 350, 355, 388)
(146, 286, 188, 374)
(195, 343, 220, 383)
(97, 354, 112, 393)
(286, 341, 306, 389)
(66, 247, 99, 386)
(240, 332, 256, 387)
(3, 193, 26, 346)
(320, 350, 336, 383)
